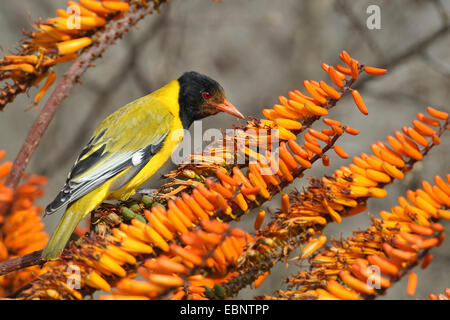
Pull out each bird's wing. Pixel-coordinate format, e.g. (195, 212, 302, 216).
(45, 96, 176, 215)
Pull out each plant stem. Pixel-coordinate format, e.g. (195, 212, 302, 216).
(0, 250, 43, 276)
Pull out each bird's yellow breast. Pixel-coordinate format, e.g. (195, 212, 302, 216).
(108, 80, 185, 200)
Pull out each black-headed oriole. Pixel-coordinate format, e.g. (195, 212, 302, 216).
(42, 71, 244, 260)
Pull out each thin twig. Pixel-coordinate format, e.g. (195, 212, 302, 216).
(431, 0, 449, 25)
(355, 23, 450, 90)
(420, 50, 450, 80)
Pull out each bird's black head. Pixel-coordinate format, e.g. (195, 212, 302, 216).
(177, 71, 244, 129)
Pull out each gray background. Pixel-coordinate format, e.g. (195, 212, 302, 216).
(0, 0, 449, 299)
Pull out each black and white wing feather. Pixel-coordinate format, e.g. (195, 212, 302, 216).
(45, 99, 174, 216)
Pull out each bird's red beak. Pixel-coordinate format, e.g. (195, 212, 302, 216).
(215, 100, 245, 119)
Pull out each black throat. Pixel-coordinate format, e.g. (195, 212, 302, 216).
(178, 99, 196, 130)
(178, 77, 197, 130)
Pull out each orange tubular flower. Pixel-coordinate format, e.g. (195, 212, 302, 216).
(254, 209, 266, 230)
(101, 1, 130, 12)
(55, 37, 93, 55)
(426, 106, 448, 120)
(407, 272, 418, 296)
(253, 271, 269, 288)
(350, 59, 359, 80)
(326, 280, 360, 300)
(304, 101, 328, 116)
(0, 64, 35, 74)
(319, 81, 341, 100)
(344, 126, 359, 135)
(281, 193, 290, 214)
(351, 89, 368, 115)
(300, 235, 327, 259)
(304, 80, 327, 105)
(340, 50, 352, 66)
(275, 118, 303, 130)
(79, 0, 115, 14)
(339, 270, 374, 295)
(364, 66, 387, 75)
(416, 113, 440, 127)
(33, 73, 57, 104)
(333, 145, 348, 159)
(336, 64, 352, 76)
(279, 142, 298, 170)
(327, 66, 344, 88)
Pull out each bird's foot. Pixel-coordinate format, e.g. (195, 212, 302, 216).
(135, 188, 158, 196)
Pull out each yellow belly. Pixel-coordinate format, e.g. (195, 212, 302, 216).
(108, 123, 184, 201)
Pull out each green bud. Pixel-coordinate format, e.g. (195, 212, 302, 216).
(203, 286, 215, 299)
(134, 214, 147, 224)
(213, 284, 226, 298)
(120, 206, 135, 221)
(142, 195, 154, 207)
(128, 202, 141, 213)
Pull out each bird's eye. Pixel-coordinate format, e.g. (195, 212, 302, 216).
(202, 91, 211, 100)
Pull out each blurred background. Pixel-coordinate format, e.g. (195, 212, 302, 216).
(0, 0, 449, 299)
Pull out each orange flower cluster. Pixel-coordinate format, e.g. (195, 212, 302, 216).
(269, 175, 449, 300)
(17, 240, 129, 299)
(0, 0, 134, 110)
(307, 106, 447, 225)
(100, 219, 251, 300)
(0, 150, 49, 297)
(257, 106, 448, 235)
(262, 50, 384, 127)
(222, 108, 448, 295)
(18, 218, 153, 299)
(18, 213, 251, 300)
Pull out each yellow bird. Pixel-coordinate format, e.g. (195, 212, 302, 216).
(42, 71, 244, 260)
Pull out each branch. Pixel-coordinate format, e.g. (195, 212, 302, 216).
(0, 250, 43, 276)
(420, 50, 450, 80)
(1, 1, 164, 216)
(355, 23, 450, 90)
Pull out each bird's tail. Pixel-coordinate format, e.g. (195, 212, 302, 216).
(41, 188, 107, 260)
(41, 205, 83, 260)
